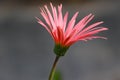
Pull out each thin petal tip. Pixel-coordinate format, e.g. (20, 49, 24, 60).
(35, 17, 40, 21)
(104, 27, 109, 30)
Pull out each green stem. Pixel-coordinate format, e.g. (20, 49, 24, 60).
(49, 56, 60, 80)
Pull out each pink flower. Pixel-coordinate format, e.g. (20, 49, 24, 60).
(36, 3, 108, 56)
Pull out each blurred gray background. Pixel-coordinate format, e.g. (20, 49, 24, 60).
(0, 0, 120, 80)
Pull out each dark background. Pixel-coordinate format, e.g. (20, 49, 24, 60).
(0, 0, 120, 80)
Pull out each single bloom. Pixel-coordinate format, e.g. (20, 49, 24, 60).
(36, 3, 108, 56)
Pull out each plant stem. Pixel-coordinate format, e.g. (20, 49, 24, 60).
(49, 56, 60, 80)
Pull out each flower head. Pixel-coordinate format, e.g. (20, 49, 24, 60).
(36, 3, 108, 56)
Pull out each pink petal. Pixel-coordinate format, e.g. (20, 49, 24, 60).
(65, 12, 79, 36)
(40, 8, 53, 30)
(73, 14, 94, 34)
(44, 5, 56, 30)
(76, 27, 108, 40)
(78, 36, 107, 41)
(80, 27, 106, 35)
(65, 14, 94, 41)
(58, 4, 63, 28)
(63, 29, 76, 45)
(36, 17, 57, 41)
(56, 27, 64, 44)
(52, 30, 59, 43)
(36, 17, 51, 33)
(50, 3, 58, 26)
(79, 21, 104, 34)
(63, 12, 68, 32)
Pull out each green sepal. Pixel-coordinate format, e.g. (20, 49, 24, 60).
(54, 44, 69, 56)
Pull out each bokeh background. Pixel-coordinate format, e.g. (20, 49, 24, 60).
(0, 0, 120, 80)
